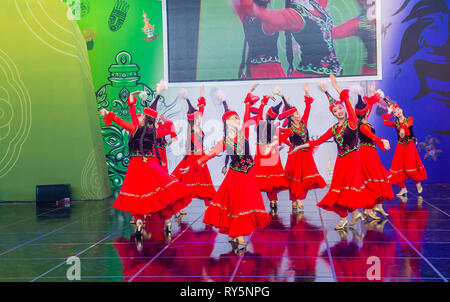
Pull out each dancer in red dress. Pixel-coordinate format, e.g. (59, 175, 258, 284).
(381, 97, 427, 196)
(100, 81, 192, 235)
(291, 75, 374, 230)
(355, 83, 394, 220)
(171, 86, 216, 211)
(275, 84, 326, 210)
(249, 93, 289, 209)
(181, 85, 271, 247)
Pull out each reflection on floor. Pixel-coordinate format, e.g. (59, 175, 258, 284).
(0, 183, 449, 282)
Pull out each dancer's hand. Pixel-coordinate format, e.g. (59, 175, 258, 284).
(221, 166, 227, 175)
(303, 83, 310, 97)
(387, 104, 394, 115)
(249, 83, 259, 93)
(287, 146, 301, 155)
(262, 145, 272, 156)
(288, 144, 309, 155)
(330, 74, 342, 94)
(168, 137, 177, 145)
(399, 128, 405, 138)
(369, 81, 376, 96)
(200, 85, 205, 98)
(180, 167, 190, 175)
(100, 109, 109, 117)
(381, 139, 390, 150)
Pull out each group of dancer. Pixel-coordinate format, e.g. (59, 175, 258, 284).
(100, 74, 427, 249)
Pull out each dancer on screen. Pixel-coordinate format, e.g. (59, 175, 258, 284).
(233, 0, 287, 79)
(234, 0, 342, 77)
(332, 0, 377, 75)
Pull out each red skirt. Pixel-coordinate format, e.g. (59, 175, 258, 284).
(285, 149, 326, 201)
(318, 151, 375, 216)
(253, 145, 289, 193)
(203, 166, 272, 237)
(249, 62, 286, 79)
(171, 154, 216, 204)
(113, 156, 192, 219)
(389, 141, 427, 185)
(360, 146, 394, 206)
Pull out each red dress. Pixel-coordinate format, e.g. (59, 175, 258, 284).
(196, 104, 271, 237)
(358, 123, 394, 207)
(279, 97, 326, 201)
(104, 112, 192, 219)
(251, 102, 289, 200)
(171, 104, 216, 205)
(309, 90, 375, 217)
(382, 114, 427, 186)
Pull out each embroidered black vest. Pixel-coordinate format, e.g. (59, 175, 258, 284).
(129, 126, 156, 157)
(289, 0, 342, 75)
(225, 132, 254, 173)
(332, 120, 358, 157)
(395, 117, 415, 145)
(289, 122, 309, 148)
(359, 123, 376, 149)
(256, 121, 277, 145)
(243, 16, 280, 65)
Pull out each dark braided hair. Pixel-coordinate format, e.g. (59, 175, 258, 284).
(139, 115, 162, 166)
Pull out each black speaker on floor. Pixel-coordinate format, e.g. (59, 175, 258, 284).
(36, 184, 71, 204)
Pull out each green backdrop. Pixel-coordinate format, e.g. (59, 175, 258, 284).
(0, 0, 111, 201)
(75, 0, 165, 198)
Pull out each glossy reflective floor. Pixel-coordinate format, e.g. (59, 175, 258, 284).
(0, 183, 449, 282)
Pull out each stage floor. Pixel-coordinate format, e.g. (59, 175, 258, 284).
(0, 183, 449, 282)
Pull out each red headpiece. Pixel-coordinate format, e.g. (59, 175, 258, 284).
(142, 94, 160, 119)
(325, 91, 344, 112)
(278, 96, 298, 127)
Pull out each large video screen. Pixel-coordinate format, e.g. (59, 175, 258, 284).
(164, 0, 381, 84)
